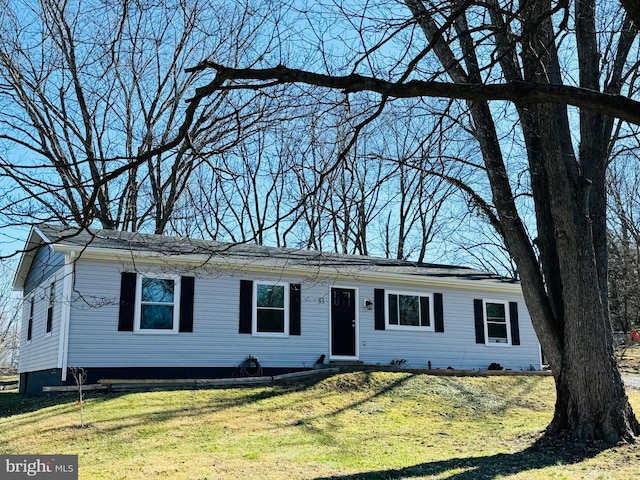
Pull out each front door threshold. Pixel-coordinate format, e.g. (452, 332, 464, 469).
(330, 359, 364, 366)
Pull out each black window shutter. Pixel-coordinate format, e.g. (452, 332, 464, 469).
(239, 280, 253, 334)
(118, 272, 136, 331)
(420, 296, 430, 326)
(434, 293, 444, 332)
(473, 299, 485, 344)
(509, 301, 520, 345)
(289, 284, 301, 335)
(374, 288, 385, 330)
(179, 276, 195, 333)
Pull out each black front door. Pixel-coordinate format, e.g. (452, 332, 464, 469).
(331, 287, 357, 357)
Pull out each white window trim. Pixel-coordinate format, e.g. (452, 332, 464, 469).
(45, 280, 55, 337)
(483, 299, 512, 346)
(25, 293, 35, 344)
(134, 274, 181, 335)
(252, 281, 290, 337)
(385, 290, 435, 332)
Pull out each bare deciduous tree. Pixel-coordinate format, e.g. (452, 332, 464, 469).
(0, 0, 272, 235)
(0, 260, 19, 367)
(608, 162, 640, 335)
(186, 0, 640, 442)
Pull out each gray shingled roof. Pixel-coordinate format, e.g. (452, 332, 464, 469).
(33, 224, 518, 285)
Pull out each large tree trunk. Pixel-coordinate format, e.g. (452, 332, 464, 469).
(405, 0, 640, 443)
(549, 287, 637, 442)
(526, 174, 638, 441)
(524, 148, 638, 440)
(518, 0, 639, 442)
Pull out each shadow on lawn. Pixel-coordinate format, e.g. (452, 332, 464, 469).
(0, 392, 80, 418)
(0, 370, 341, 431)
(314, 441, 608, 480)
(0, 369, 339, 419)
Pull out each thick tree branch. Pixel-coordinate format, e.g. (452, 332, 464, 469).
(188, 63, 640, 126)
(620, 0, 640, 28)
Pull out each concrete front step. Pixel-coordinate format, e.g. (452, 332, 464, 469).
(329, 360, 364, 366)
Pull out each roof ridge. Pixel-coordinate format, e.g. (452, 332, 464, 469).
(32, 223, 518, 284)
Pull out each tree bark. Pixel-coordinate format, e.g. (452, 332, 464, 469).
(517, 0, 640, 442)
(620, 0, 640, 27)
(181, 0, 640, 442)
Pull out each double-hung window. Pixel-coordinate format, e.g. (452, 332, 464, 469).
(46, 281, 55, 335)
(484, 300, 509, 344)
(135, 276, 180, 333)
(119, 272, 194, 333)
(254, 282, 288, 335)
(386, 291, 434, 331)
(239, 280, 300, 336)
(474, 298, 520, 346)
(26, 296, 34, 342)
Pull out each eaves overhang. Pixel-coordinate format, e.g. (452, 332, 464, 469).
(50, 243, 523, 295)
(12, 225, 54, 291)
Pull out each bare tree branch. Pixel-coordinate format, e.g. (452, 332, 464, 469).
(188, 63, 640, 126)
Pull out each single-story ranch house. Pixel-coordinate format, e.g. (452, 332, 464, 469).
(13, 224, 542, 394)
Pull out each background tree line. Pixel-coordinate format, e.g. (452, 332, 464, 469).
(609, 164, 640, 335)
(0, 0, 489, 263)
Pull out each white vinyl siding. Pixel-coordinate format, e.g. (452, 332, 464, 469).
(23, 245, 64, 295)
(54, 258, 540, 373)
(361, 289, 537, 371)
(18, 269, 64, 374)
(66, 260, 327, 369)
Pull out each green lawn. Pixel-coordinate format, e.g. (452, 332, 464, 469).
(1, 371, 640, 479)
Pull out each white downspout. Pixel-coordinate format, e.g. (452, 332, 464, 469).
(58, 251, 75, 382)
